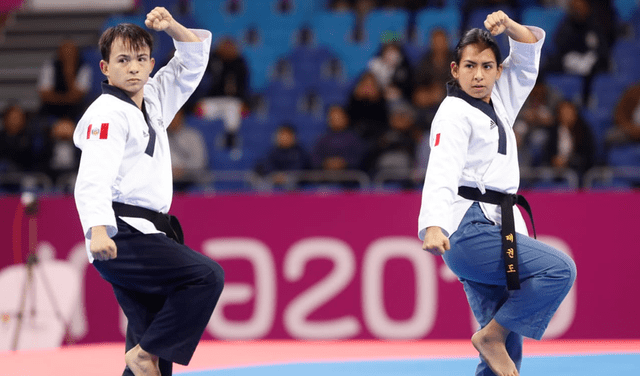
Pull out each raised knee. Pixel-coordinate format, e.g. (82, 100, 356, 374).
(204, 261, 225, 294)
(551, 255, 577, 289)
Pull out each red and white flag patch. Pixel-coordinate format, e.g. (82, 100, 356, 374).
(87, 123, 109, 140)
(434, 133, 441, 147)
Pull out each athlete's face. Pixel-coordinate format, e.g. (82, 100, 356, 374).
(100, 37, 155, 104)
(451, 43, 502, 104)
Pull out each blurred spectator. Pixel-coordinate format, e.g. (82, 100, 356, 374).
(0, 103, 37, 173)
(545, 0, 611, 101)
(167, 109, 208, 192)
(412, 84, 443, 133)
(367, 42, 414, 103)
(514, 80, 562, 168)
(41, 117, 80, 187)
(37, 39, 92, 122)
(364, 101, 417, 175)
(195, 37, 249, 150)
(255, 124, 311, 185)
(347, 71, 389, 142)
(312, 105, 366, 171)
(414, 28, 453, 88)
(549, 100, 596, 181)
(329, 0, 353, 11)
(355, 0, 377, 17)
(609, 83, 640, 145)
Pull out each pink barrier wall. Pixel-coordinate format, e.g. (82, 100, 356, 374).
(1, 192, 638, 348)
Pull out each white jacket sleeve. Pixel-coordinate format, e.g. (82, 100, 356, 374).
(73, 111, 127, 239)
(494, 26, 545, 126)
(145, 29, 212, 129)
(418, 100, 471, 239)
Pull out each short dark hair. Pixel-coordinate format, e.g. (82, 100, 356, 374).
(453, 28, 502, 65)
(99, 23, 153, 61)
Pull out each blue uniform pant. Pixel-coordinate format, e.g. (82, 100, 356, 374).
(443, 203, 576, 376)
(93, 219, 224, 376)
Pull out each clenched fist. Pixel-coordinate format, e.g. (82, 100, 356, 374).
(145, 7, 174, 32)
(484, 11, 512, 36)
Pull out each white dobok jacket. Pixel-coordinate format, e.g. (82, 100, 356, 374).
(418, 26, 545, 240)
(74, 29, 211, 261)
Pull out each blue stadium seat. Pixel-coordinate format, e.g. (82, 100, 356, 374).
(242, 44, 278, 90)
(139, 0, 180, 13)
(264, 81, 305, 121)
(544, 73, 585, 104)
(190, 0, 253, 41)
(613, 0, 639, 22)
(581, 109, 610, 165)
(249, 0, 314, 52)
(363, 9, 410, 46)
(611, 39, 640, 82)
(589, 73, 634, 119)
(311, 11, 356, 52)
(608, 145, 640, 167)
(316, 78, 351, 107)
(287, 46, 336, 88)
(521, 6, 565, 54)
(81, 47, 104, 102)
(251, 0, 312, 29)
(414, 7, 461, 48)
(333, 41, 378, 80)
(185, 117, 225, 152)
(102, 14, 146, 30)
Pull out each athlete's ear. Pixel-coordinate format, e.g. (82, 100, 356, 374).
(150, 57, 155, 72)
(100, 60, 109, 77)
(450, 61, 459, 79)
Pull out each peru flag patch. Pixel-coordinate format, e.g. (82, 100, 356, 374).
(434, 133, 441, 147)
(87, 123, 109, 140)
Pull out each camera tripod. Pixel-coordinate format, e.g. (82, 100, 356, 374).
(10, 199, 67, 351)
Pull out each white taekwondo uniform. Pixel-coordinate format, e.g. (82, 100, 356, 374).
(416, 26, 576, 376)
(74, 29, 211, 262)
(418, 26, 545, 240)
(73, 29, 224, 374)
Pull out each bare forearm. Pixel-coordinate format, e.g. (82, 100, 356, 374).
(485, 11, 538, 44)
(165, 19, 201, 42)
(505, 21, 538, 44)
(146, 7, 201, 42)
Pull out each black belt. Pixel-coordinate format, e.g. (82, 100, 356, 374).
(112, 202, 184, 245)
(457, 186, 536, 290)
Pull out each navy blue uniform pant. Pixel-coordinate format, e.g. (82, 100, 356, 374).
(93, 219, 224, 376)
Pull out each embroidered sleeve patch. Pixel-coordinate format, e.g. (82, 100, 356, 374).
(434, 133, 441, 146)
(87, 123, 109, 140)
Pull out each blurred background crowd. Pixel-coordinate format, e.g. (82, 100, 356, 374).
(1, 0, 640, 194)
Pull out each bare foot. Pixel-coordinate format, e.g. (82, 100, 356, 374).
(471, 320, 519, 376)
(125, 344, 161, 376)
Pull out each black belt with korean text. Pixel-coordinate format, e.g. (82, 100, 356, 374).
(457, 186, 537, 290)
(112, 202, 184, 245)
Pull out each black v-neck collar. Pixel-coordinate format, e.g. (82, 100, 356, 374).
(446, 82, 506, 155)
(446, 82, 498, 125)
(101, 80, 156, 156)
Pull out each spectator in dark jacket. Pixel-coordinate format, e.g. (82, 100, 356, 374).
(256, 124, 311, 186)
(347, 72, 389, 142)
(0, 103, 38, 173)
(195, 37, 249, 149)
(312, 105, 366, 171)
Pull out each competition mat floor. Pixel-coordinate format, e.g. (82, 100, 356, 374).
(1, 340, 639, 375)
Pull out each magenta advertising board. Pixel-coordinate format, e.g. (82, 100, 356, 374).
(0, 192, 638, 349)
